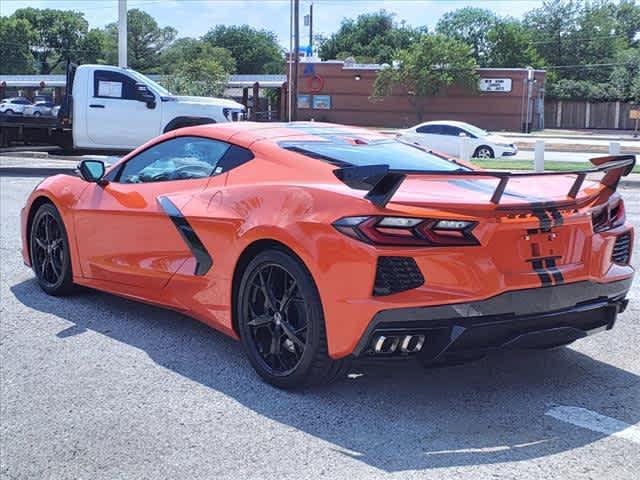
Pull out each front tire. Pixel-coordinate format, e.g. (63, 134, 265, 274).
(474, 145, 495, 158)
(237, 249, 347, 389)
(29, 203, 75, 296)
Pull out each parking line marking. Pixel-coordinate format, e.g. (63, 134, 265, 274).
(546, 405, 640, 445)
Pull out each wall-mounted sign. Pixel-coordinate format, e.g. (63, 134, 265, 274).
(313, 95, 331, 109)
(479, 78, 512, 92)
(297, 94, 311, 109)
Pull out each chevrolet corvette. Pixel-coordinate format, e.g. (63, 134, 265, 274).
(21, 122, 635, 388)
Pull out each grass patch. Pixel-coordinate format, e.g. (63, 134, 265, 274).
(470, 159, 640, 174)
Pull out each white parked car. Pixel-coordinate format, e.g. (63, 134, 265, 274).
(397, 120, 518, 158)
(23, 101, 56, 117)
(0, 97, 32, 115)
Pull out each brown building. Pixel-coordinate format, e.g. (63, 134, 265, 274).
(289, 60, 546, 131)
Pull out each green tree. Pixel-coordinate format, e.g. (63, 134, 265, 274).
(103, 9, 177, 72)
(436, 7, 498, 65)
(203, 25, 283, 74)
(12, 8, 91, 73)
(372, 34, 478, 122)
(160, 38, 236, 74)
(318, 10, 423, 64)
(573, 1, 628, 82)
(615, 0, 640, 46)
(609, 48, 640, 100)
(77, 28, 109, 65)
(161, 58, 228, 97)
(524, 1, 581, 72)
(485, 19, 543, 68)
(0, 17, 36, 74)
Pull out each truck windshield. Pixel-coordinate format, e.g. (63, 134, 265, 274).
(280, 139, 468, 171)
(128, 69, 172, 96)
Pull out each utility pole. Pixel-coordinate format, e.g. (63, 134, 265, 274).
(118, 0, 127, 68)
(292, 0, 300, 121)
(309, 3, 313, 56)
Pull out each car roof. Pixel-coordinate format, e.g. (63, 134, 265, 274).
(182, 121, 391, 148)
(422, 120, 476, 128)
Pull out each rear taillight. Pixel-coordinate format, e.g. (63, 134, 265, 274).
(592, 197, 626, 233)
(333, 216, 479, 246)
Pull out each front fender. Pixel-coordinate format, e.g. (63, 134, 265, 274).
(21, 174, 90, 280)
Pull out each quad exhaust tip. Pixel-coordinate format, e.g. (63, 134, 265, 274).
(373, 334, 425, 354)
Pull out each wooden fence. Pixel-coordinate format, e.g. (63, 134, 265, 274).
(544, 100, 639, 130)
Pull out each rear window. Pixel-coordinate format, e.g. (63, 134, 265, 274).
(280, 139, 467, 171)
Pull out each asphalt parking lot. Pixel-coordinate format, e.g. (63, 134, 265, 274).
(1, 175, 639, 480)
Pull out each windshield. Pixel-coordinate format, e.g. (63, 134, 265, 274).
(128, 69, 172, 96)
(458, 123, 489, 137)
(280, 139, 468, 171)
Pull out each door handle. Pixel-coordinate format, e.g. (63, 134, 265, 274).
(89, 104, 105, 108)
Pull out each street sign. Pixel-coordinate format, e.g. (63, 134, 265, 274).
(630, 109, 640, 120)
(479, 78, 512, 92)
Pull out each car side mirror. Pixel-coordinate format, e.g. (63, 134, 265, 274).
(458, 132, 468, 138)
(78, 159, 106, 184)
(135, 83, 156, 109)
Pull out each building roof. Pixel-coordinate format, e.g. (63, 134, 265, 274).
(0, 75, 67, 87)
(0, 73, 287, 89)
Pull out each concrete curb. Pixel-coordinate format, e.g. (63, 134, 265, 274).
(501, 133, 640, 142)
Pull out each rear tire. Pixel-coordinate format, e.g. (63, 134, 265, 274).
(4, 109, 14, 115)
(29, 203, 76, 296)
(237, 249, 347, 389)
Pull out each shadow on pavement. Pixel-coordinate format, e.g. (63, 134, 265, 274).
(10, 278, 640, 473)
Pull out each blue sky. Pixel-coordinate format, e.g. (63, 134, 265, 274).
(1, 0, 543, 48)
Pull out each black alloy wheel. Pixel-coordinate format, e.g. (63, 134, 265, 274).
(237, 249, 347, 388)
(29, 203, 75, 295)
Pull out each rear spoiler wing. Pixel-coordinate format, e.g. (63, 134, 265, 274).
(333, 155, 636, 208)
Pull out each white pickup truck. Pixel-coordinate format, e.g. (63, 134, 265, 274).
(0, 64, 246, 150)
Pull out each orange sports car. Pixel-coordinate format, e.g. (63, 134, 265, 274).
(21, 122, 635, 388)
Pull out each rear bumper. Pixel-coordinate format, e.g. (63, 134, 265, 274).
(352, 278, 632, 362)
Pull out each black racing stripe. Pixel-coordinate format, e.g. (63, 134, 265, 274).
(158, 196, 213, 276)
(548, 207, 564, 227)
(544, 258, 565, 285)
(532, 209, 552, 231)
(531, 259, 553, 286)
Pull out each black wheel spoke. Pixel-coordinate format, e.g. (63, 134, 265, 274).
(49, 257, 61, 278)
(280, 279, 298, 311)
(248, 314, 273, 327)
(44, 215, 52, 242)
(280, 320, 305, 349)
(270, 330, 281, 356)
(258, 269, 279, 311)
